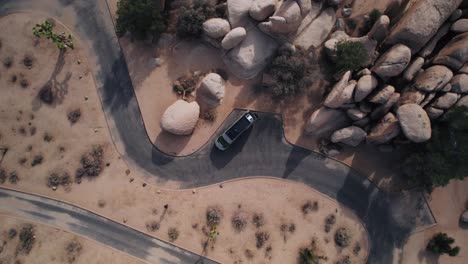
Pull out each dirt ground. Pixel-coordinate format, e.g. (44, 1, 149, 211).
(0, 215, 145, 264)
(0, 13, 368, 264)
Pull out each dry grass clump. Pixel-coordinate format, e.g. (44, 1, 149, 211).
(302, 200, 319, 215)
(280, 222, 296, 241)
(65, 240, 83, 263)
(168, 227, 179, 242)
(324, 214, 336, 233)
(206, 207, 223, 227)
(75, 145, 104, 183)
(8, 228, 17, 239)
(252, 213, 265, 228)
(231, 212, 248, 232)
(255, 231, 270, 249)
(336, 255, 351, 264)
(31, 154, 44, 167)
(3, 56, 13, 68)
(9, 171, 19, 184)
(0, 168, 6, 184)
(47, 172, 71, 189)
(23, 55, 33, 69)
(16, 224, 35, 256)
(334, 227, 352, 248)
(67, 109, 81, 124)
(146, 221, 160, 232)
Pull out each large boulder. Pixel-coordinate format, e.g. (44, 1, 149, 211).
(367, 15, 390, 44)
(370, 93, 400, 120)
(413, 65, 453, 92)
(223, 27, 278, 80)
(433, 32, 468, 70)
(198, 73, 225, 107)
(331, 126, 367, 147)
(403, 57, 424, 81)
(457, 95, 468, 107)
(396, 104, 431, 143)
(222, 27, 247, 49)
(160, 100, 200, 135)
(355, 74, 378, 102)
(296, 0, 312, 16)
(425, 106, 444, 120)
(451, 19, 468, 33)
(384, 0, 462, 53)
(419, 23, 451, 58)
(450, 74, 468, 94)
(249, 0, 276, 21)
(294, 8, 336, 50)
(396, 89, 426, 107)
(367, 113, 401, 144)
(259, 0, 302, 34)
(368, 85, 395, 104)
(227, 0, 254, 28)
(305, 107, 350, 136)
(203, 18, 231, 39)
(430, 92, 460, 109)
(347, 108, 368, 121)
(325, 34, 377, 66)
(323, 71, 352, 108)
(372, 44, 411, 79)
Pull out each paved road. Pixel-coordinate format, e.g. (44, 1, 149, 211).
(0, 0, 436, 263)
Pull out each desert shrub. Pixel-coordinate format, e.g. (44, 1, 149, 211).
(47, 172, 70, 188)
(335, 41, 368, 74)
(146, 221, 160, 232)
(176, 1, 216, 39)
(0, 168, 6, 184)
(3, 56, 13, 68)
(8, 228, 17, 239)
(334, 228, 352, 247)
(168, 227, 179, 242)
(324, 214, 336, 233)
(336, 256, 351, 264)
(402, 106, 468, 192)
(23, 55, 33, 68)
(16, 224, 35, 255)
(202, 109, 217, 122)
(353, 242, 361, 255)
(65, 240, 82, 263)
(427, 233, 460, 257)
(67, 109, 81, 124)
(244, 249, 254, 259)
(20, 78, 30, 88)
(173, 75, 198, 98)
(10, 74, 18, 83)
(231, 212, 248, 232)
(116, 0, 167, 39)
(299, 247, 319, 264)
(79, 145, 104, 178)
(206, 207, 223, 227)
(263, 48, 315, 98)
(255, 231, 270, 249)
(9, 171, 19, 184)
(302, 200, 319, 215)
(43, 132, 53, 142)
(31, 154, 44, 167)
(252, 213, 265, 228)
(33, 20, 74, 50)
(97, 199, 106, 208)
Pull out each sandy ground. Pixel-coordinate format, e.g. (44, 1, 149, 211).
(0, 215, 145, 264)
(0, 13, 368, 264)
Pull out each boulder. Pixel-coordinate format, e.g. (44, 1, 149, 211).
(368, 15, 390, 44)
(295, 1, 323, 35)
(198, 73, 225, 107)
(384, 0, 462, 53)
(294, 8, 336, 50)
(305, 106, 351, 136)
(160, 100, 200, 135)
(450, 9, 463, 22)
(359, 102, 373, 113)
(396, 104, 431, 143)
(420, 93, 436, 108)
(367, 113, 401, 144)
(413, 65, 453, 92)
(396, 89, 426, 107)
(357, 68, 371, 78)
(433, 32, 468, 70)
(353, 117, 370, 128)
(227, 0, 254, 28)
(431, 93, 460, 109)
(457, 95, 468, 107)
(222, 27, 247, 49)
(249, 0, 276, 21)
(419, 23, 451, 58)
(450, 74, 468, 93)
(451, 19, 468, 33)
(347, 108, 368, 121)
(461, 210, 468, 225)
(403, 57, 425, 81)
(425, 106, 444, 120)
(331, 126, 367, 147)
(324, 80, 356, 108)
(260, 0, 302, 34)
(370, 93, 400, 120)
(372, 44, 411, 79)
(368, 85, 395, 104)
(203, 18, 231, 39)
(296, 0, 312, 16)
(223, 27, 278, 80)
(325, 34, 377, 65)
(460, 63, 468, 74)
(355, 75, 379, 102)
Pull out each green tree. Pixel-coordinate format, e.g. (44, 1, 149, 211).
(116, 0, 166, 39)
(402, 106, 468, 191)
(176, 1, 216, 39)
(33, 20, 74, 50)
(427, 233, 460, 257)
(335, 41, 368, 73)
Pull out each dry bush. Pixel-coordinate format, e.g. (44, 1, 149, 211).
(8, 228, 17, 239)
(244, 249, 254, 259)
(23, 55, 33, 68)
(302, 200, 319, 215)
(9, 171, 19, 184)
(3, 56, 13, 68)
(67, 109, 81, 124)
(65, 240, 83, 263)
(146, 221, 160, 232)
(16, 224, 35, 255)
(231, 212, 248, 232)
(201, 108, 217, 122)
(20, 78, 30, 88)
(336, 255, 351, 264)
(324, 214, 336, 233)
(334, 228, 352, 248)
(168, 227, 179, 242)
(31, 154, 43, 167)
(255, 231, 270, 249)
(43, 132, 53, 142)
(0, 168, 6, 184)
(47, 172, 71, 189)
(206, 207, 223, 227)
(252, 213, 265, 228)
(10, 74, 18, 83)
(76, 145, 104, 181)
(97, 200, 106, 208)
(353, 242, 361, 255)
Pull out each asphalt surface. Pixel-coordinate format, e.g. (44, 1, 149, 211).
(0, 0, 436, 263)
(0, 188, 216, 264)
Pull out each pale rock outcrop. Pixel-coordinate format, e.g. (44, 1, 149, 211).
(451, 19, 468, 33)
(249, 0, 276, 21)
(433, 32, 468, 70)
(396, 104, 431, 143)
(419, 23, 451, 58)
(294, 8, 336, 49)
(355, 74, 378, 102)
(430, 92, 460, 109)
(296, 0, 312, 16)
(198, 73, 225, 107)
(347, 108, 368, 121)
(331, 126, 367, 147)
(160, 100, 200, 135)
(295, 1, 323, 35)
(203, 18, 231, 39)
(413, 65, 453, 92)
(367, 113, 401, 144)
(259, 0, 302, 34)
(222, 27, 247, 49)
(372, 44, 411, 79)
(425, 106, 444, 120)
(324, 80, 356, 108)
(450, 74, 468, 93)
(368, 85, 395, 104)
(384, 0, 462, 53)
(457, 95, 468, 107)
(368, 15, 390, 43)
(403, 57, 424, 81)
(305, 107, 351, 136)
(370, 93, 400, 120)
(227, 0, 254, 28)
(223, 27, 278, 79)
(324, 33, 377, 66)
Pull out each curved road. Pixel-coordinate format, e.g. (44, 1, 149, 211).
(0, 0, 435, 263)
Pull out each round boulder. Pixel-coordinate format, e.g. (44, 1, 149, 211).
(413, 65, 453, 92)
(367, 113, 401, 145)
(372, 44, 411, 79)
(221, 27, 247, 50)
(431, 92, 460, 109)
(203, 18, 231, 39)
(198, 73, 225, 107)
(355, 74, 379, 102)
(305, 106, 351, 136)
(396, 104, 431, 143)
(331, 126, 367, 147)
(249, 0, 276, 21)
(368, 85, 395, 104)
(433, 32, 468, 71)
(450, 74, 468, 94)
(160, 100, 200, 136)
(451, 19, 468, 33)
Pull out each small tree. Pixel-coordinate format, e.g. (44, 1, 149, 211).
(427, 233, 460, 257)
(335, 41, 368, 74)
(116, 0, 166, 39)
(176, 1, 216, 39)
(33, 20, 74, 50)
